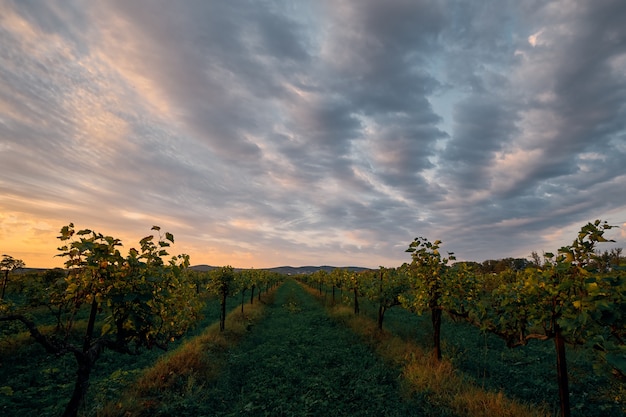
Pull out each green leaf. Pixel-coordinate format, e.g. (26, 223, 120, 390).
(140, 236, 154, 245)
(165, 232, 174, 243)
(101, 323, 112, 335)
(151, 225, 161, 231)
(66, 283, 79, 294)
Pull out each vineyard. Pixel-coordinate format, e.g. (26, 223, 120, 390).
(0, 221, 625, 416)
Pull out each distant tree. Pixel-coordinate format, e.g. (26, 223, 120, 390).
(235, 269, 255, 314)
(510, 257, 530, 271)
(0, 254, 25, 300)
(480, 259, 499, 274)
(344, 271, 362, 315)
(362, 267, 409, 330)
(594, 247, 623, 272)
(529, 251, 542, 268)
(329, 268, 346, 305)
(453, 260, 481, 271)
(23, 268, 71, 332)
(253, 269, 270, 302)
(311, 270, 328, 295)
(208, 266, 235, 331)
(613, 247, 624, 265)
(188, 270, 210, 294)
(248, 269, 258, 305)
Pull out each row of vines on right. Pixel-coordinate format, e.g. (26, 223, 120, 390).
(299, 220, 625, 417)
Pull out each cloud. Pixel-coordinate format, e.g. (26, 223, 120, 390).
(1, 0, 625, 268)
(528, 29, 545, 47)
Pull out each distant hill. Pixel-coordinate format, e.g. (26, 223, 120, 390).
(189, 265, 372, 275)
(13, 267, 53, 274)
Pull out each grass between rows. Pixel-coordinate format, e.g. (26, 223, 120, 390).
(194, 280, 434, 417)
(299, 283, 551, 417)
(98, 288, 277, 416)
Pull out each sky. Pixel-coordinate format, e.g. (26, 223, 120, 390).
(1, 0, 625, 270)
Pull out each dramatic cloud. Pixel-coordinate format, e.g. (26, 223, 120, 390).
(1, 0, 625, 269)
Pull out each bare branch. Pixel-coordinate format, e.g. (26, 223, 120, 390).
(0, 314, 65, 355)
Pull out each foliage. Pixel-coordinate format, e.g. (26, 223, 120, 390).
(207, 266, 235, 331)
(0, 224, 200, 417)
(475, 220, 621, 347)
(401, 237, 471, 361)
(361, 266, 410, 330)
(310, 269, 328, 295)
(1, 219, 624, 416)
(0, 255, 25, 300)
(402, 238, 455, 312)
(100, 286, 274, 416)
(234, 269, 251, 313)
(57, 224, 199, 351)
(20, 268, 72, 333)
(583, 271, 626, 376)
(342, 270, 362, 314)
(474, 220, 623, 417)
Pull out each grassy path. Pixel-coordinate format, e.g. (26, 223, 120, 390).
(197, 280, 432, 417)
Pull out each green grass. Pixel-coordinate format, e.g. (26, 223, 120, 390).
(323, 287, 624, 417)
(379, 305, 623, 417)
(189, 280, 436, 416)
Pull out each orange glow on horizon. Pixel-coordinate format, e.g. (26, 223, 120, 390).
(0, 221, 280, 270)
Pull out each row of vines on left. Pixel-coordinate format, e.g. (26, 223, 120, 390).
(0, 224, 246, 417)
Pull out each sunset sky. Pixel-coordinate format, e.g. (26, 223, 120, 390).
(1, 0, 625, 269)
